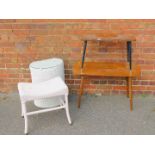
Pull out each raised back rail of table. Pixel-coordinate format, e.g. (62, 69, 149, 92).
(73, 35, 141, 111)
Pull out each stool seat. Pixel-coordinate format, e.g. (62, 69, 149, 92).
(18, 77, 68, 103)
(18, 76, 72, 134)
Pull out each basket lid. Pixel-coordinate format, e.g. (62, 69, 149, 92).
(30, 58, 63, 69)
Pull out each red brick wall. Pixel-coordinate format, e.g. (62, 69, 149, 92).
(0, 19, 155, 95)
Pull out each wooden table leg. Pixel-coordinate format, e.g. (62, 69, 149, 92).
(128, 77, 133, 111)
(126, 77, 129, 98)
(77, 76, 84, 108)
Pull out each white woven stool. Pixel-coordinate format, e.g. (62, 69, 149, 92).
(18, 77, 72, 134)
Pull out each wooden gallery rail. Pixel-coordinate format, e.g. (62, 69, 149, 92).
(73, 35, 141, 111)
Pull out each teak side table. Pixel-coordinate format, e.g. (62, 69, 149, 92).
(73, 35, 141, 111)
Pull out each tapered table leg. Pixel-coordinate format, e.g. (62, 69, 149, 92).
(126, 77, 129, 98)
(77, 77, 84, 108)
(128, 77, 133, 111)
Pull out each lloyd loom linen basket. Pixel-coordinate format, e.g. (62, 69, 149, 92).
(29, 58, 64, 108)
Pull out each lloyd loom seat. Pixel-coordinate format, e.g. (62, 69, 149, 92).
(18, 77, 72, 134)
(73, 35, 141, 111)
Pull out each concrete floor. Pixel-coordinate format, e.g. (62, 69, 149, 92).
(0, 93, 155, 135)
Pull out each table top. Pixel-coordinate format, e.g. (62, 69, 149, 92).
(81, 35, 136, 42)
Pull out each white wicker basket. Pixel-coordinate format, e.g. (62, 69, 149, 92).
(29, 58, 64, 108)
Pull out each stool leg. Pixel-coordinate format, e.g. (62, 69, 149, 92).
(65, 95, 72, 125)
(21, 102, 24, 117)
(22, 102, 28, 134)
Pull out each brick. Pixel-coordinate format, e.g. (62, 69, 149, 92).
(30, 29, 48, 35)
(5, 63, 19, 68)
(113, 86, 126, 91)
(0, 24, 12, 29)
(13, 30, 30, 35)
(0, 19, 16, 23)
(0, 42, 14, 47)
(0, 73, 8, 78)
(110, 23, 145, 30)
(12, 24, 31, 29)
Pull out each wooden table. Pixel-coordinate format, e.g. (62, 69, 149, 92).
(73, 35, 141, 111)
